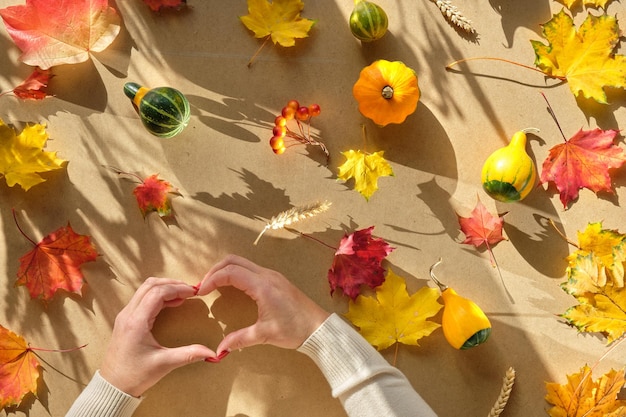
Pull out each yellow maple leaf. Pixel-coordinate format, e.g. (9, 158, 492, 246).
(561, 282, 626, 344)
(565, 222, 626, 288)
(337, 149, 394, 200)
(545, 365, 626, 416)
(0, 118, 66, 191)
(531, 10, 626, 104)
(557, 0, 613, 9)
(344, 268, 442, 351)
(240, 0, 315, 47)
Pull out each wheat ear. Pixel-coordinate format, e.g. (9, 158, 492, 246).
(488, 367, 516, 417)
(430, 0, 476, 34)
(254, 201, 332, 245)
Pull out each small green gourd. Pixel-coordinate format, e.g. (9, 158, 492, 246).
(123, 82, 190, 138)
(430, 259, 492, 350)
(481, 129, 538, 202)
(349, 0, 388, 42)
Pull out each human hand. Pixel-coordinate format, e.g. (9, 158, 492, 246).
(100, 278, 216, 397)
(196, 255, 330, 354)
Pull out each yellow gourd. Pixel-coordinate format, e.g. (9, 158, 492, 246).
(430, 259, 491, 350)
(481, 129, 537, 202)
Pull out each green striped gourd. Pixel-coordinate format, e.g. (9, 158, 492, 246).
(124, 82, 190, 138)
(481, 130, 537, 202)
(349, 0, 388, 42)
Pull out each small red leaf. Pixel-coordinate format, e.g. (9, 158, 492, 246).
(457, 197, 506, 266)
(133, 174, 181, 218)
(142, 0, 187, 12)
(12, 68, 52, 100)
(328, 226, 394, 300)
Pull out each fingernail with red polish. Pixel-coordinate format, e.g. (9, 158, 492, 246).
(205, 350, 230, 363)
(192, 283, 200, 295)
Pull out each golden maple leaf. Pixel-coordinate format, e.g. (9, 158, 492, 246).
(0, 118, 66, 191)
(531, 10, 626, 104)
(565, 222, 626, 288)
(240, 0, 316, 47)
(344, 268, 442, 351)
(557, 0, 613, 9)
(545, 365, 626, 416)
(337, 150, 394, 200)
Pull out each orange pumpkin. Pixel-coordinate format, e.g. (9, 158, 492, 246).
(352, 60, 420, 126)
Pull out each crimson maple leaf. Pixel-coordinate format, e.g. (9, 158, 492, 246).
(0, 325, 40, 410)
(540, 128, 625, 209)
(457, 197, 506, 266)
(15, 215, 98, 301)
(0, 68, 51, 100)
(328, 226, 394, 300)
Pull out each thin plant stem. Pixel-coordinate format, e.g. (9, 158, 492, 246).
(247, 36, 271, 68)
(540, 92, 568, 142)
(446, 57, 566, 81)
(548, 218, 579, 249)
(12, 208, 37, 246)
(285, 227, 337, 251)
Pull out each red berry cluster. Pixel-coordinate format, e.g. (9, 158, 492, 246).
(269, 100, 328, 160)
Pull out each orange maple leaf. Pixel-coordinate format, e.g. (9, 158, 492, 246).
(0, 0, 120, 69)
(541, 128, 626, 209)
(0, 325, 40, 410)
(133, 174, 181, 219)
(545, 365, 626, 416)
(15, 214, 98, 301)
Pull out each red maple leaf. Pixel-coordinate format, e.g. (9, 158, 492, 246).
(328, 226, 394, 300)
(0, 325, 40, 410)
(142, 0, 187, 12)
(0, 0, 120, 69)
(15, 214, 98, 301)
(133, 174, 181, 218)
(457, 197, 506, 266)
(0, 68, 52, 100)
(540, 128, 625, 209)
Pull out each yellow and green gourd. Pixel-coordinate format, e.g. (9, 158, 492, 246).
(481, 129, 537, 202)
(349, 0, 388, 42)
(124, 82, 190, 138)
(430, 259, 491, 350)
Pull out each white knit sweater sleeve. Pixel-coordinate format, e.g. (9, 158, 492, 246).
(297, 313, 438, 417)
(65, 370, 142, 417)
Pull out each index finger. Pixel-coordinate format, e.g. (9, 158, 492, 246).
(196, 255, 263, 295)
(197, 263, 263, 300)
(131, 280, 198, 325)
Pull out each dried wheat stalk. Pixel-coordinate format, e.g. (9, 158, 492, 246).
(488, 367, 516, 417)
(253, 201, 332, 245)
(430, 0, 476, 34)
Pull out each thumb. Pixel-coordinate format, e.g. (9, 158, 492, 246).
(217, 325, 261, 354)
(160, 344, 216, 369)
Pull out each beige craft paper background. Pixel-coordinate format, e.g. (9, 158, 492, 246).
(1, 0, 626, 416)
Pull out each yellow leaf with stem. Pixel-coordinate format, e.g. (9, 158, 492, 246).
(345, 268, 442, 353)
(531, 10, 626, 104)
(337, 149, 394, 200)
(557, 0, 613, 9)
(240, 0, 315, 65)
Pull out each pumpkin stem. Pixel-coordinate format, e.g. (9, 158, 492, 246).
(381, 85, 394, 99)
(429, 258, 448, 292)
